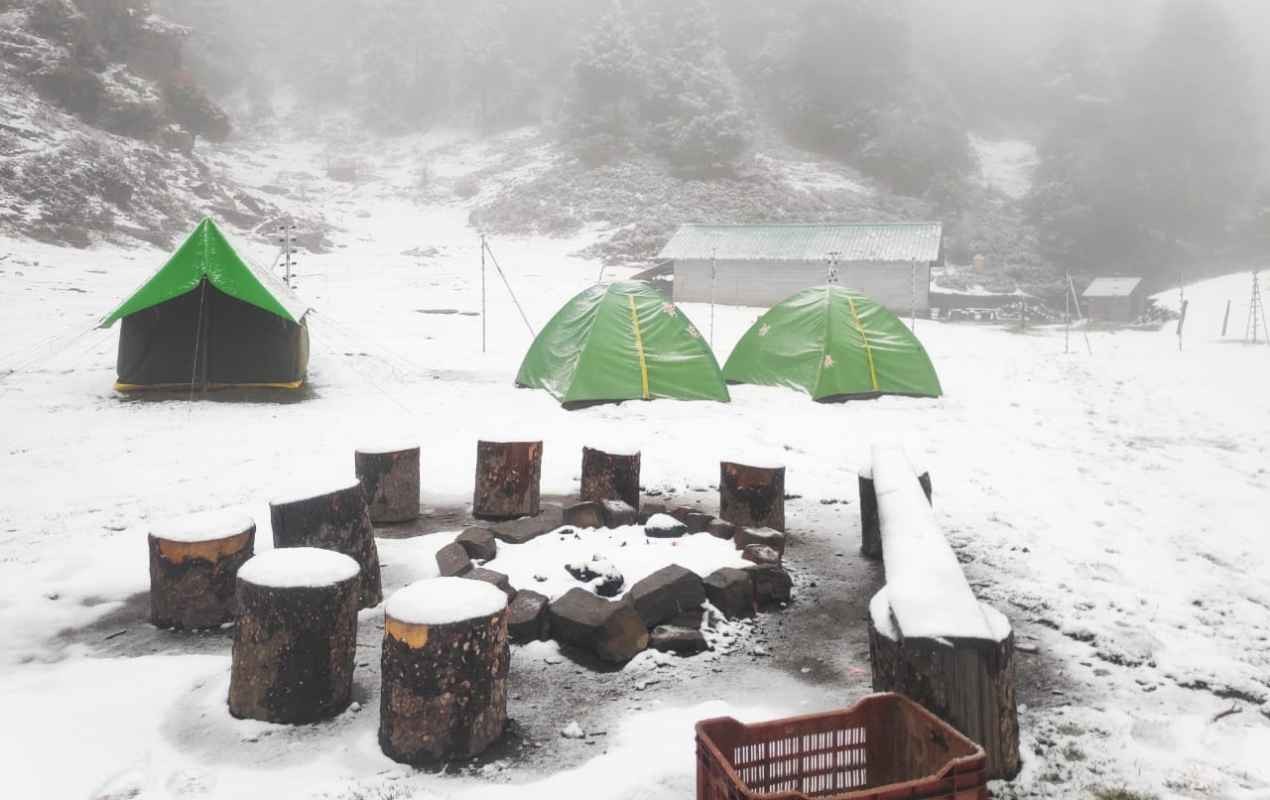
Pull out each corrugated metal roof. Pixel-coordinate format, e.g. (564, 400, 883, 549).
(656, 223, 943, 263)
(1083, 276, 1143, 298)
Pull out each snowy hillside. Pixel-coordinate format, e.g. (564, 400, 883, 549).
(1, 124, 1269, 799)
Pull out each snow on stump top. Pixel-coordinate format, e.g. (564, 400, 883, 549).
(385, 577, 507, 628)
(237, 547, 361, 589)
(270, 477, 363, 507)
(872, 443, 991, 641)
(150, 509, 255, 543)
(355, 440, 420, 456)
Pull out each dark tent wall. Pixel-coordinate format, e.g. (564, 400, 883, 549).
(117, 280, 309, 389)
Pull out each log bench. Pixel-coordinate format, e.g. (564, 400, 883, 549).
(865, 444, 1020, 780)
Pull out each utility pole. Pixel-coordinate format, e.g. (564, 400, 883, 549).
(1064, 272, 1071, 354)
(277, 220, 296, 288)
(826, 250, 841, 284)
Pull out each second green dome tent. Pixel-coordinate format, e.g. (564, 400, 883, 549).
(722, 285, 942, 402)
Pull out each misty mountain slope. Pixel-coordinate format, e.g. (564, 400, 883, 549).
(0, 0, 279, 247)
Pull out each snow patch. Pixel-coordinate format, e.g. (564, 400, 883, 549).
(149, 509, 254, 543)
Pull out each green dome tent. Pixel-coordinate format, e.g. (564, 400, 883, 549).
(515, 281, 729, 406)
(722, 285, 941, 402)
(101, 218, 310, 391)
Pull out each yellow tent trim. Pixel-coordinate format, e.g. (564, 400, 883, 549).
(627, 294, 650, 400)
(114, 379, 305, 392)
(844, 295, 880, 392)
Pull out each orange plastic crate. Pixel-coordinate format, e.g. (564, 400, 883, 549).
(696, 693, 988, 800)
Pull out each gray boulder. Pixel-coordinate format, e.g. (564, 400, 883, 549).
(435, 541, 473, 577)
(491, 504, 564, 545)
(685, 512, 714, 534)
(563, 501, 604, 529)
(644, 513, 688, 539)
(649, 625, 708, 654)
(455, 527, 498, 561)
(747, 565, 792, 607)
(735, 527, 786, 557)
(628, 564, 706, 628)
(507, 589, 550, 643)
(465, 567, 515, 600)
(706, 519, 737, 540)
(742, 544, 782, 566)
(548, 589, 649, 663)
(601, 499, 638, 528)
(703, 567, 755, 619)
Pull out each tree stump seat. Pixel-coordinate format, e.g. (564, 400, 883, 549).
(355, 442, 421, 523)
(858, 461, 932, 559)
(379, 578, 510, 764)
(719, 461, 786, 532)
(580, 445, 641, 511)
(473, 439, 542, 521)
(228, 548, 361, 724)
(148, 510, 256, 629)
(270, 478, 382, 607)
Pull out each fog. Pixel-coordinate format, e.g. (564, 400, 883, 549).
(154, 0, 1270, 279)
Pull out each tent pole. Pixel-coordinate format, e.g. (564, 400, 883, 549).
(480, 233, 487, 354)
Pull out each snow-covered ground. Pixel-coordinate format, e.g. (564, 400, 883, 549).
(1, 128, 1268, 799)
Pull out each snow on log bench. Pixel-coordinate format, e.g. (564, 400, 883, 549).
(580, 445, 641, 511)
(719, 461, 785, 532)
(228, 548, 360, 724)
(865, 444, 1020, 780)
(473, 439, 542, 520)
(355, 442, 420, 523)
(270, 479, 383, 608)
(148, 510, 256, 629)
(858, 457, 931, 559)
(379, 578, 510, 764)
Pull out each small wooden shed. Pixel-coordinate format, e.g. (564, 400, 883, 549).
(657, 223, 943, 311)
(1082, 277, 1146, 323)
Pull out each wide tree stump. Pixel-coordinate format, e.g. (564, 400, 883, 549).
(228, 548, 360, 724)
(355, 443, 421, 523)
(473, 440, 542, 520)
(270, 479, 382, 607)
(859, 468, 932, 559)
(580, 446, 641, 510)
(719, 461, 785, 532)
(379, 578, 510, 764)
(868, 587, 1019, 780)
(148, 510, 255, 629)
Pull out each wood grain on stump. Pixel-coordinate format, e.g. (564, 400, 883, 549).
(148, 511, 255, 629)
(355, 444, 421, 523)
(473, 440, 542, 520)
(579, 446, 640, 510)
(379, 578, 510, 764)
(868, 589, 1019, 780)
(270, 480, 382, 607)
(228, 548, 360, 724)
(719, 461, 785, 532)
(859, 470, 932, 559)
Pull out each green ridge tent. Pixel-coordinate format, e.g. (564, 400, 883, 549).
(515, 281, 730, 407)
(100, 218, 310, 391)
(723, 285, 941, 402)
